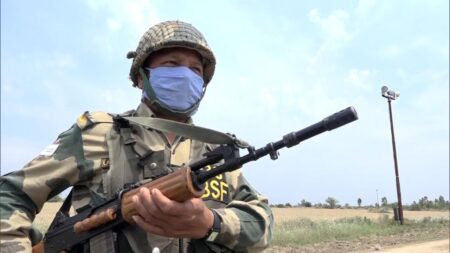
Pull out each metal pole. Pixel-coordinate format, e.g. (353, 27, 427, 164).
(376, 189, 379, 207)
(387, 99, 404, 224)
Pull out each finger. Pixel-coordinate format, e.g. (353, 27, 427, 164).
(133, 188, 153, 220)
(187, 198, 206, 214)
(142, 188, 168, 217)
(144, 188, 170, 219)
(151, 189, 190, 216)
(132, 215, 166, 236)
(135, 189, 170, 228)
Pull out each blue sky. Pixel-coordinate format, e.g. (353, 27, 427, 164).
(1, 0, 448, 206)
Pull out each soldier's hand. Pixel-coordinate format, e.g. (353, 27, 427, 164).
(132, 187, 214, 239)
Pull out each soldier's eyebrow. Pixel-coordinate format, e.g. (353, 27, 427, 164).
(172, 53, 203, 68)
(192, 61, 203, 70)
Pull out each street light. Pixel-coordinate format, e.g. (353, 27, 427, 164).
(381, 85, 404, 224)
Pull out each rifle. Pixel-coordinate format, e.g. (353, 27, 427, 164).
(32, 106, 358, 253)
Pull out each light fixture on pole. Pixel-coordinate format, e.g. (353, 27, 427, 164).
(381, 85, 403, 224)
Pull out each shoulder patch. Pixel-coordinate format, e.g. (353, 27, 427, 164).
(39, 143, 60, 156)
(76, 111, 114, 130)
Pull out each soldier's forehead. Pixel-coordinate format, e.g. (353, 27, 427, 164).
(146, 47, 203, 65)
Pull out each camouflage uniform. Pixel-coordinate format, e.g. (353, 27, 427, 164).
(0, 20, 273, 253)
(0, 104, 273, 253)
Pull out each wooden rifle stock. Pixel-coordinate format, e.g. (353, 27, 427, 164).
(120, 167, 204, 223)
(32, 167, 204, 253)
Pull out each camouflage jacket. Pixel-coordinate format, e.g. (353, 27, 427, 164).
(0, 103, 273, 253)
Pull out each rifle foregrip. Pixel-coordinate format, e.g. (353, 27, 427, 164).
(121, 167, 204, 223)
(73, 208, 116, 233)
(31, 241, 44, 253)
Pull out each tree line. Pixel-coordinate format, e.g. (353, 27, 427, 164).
(270, 195, 450, 211)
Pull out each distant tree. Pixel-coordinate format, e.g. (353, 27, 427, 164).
(325, 197, 338, 209)
(357, 198, 362, 207)
(285, 203, 292, 208)
(381, 197, 388, 207)
(419, 196, 433, 209)
(408, 196, 449, 211)
(301, 199, 312, 207)
(438, 195, 446, 209)
(409, 201, 421, 211)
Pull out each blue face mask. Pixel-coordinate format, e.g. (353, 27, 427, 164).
(144, 66, 204, 112)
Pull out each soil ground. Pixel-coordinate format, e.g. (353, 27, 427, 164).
(363, 239, 449, 253)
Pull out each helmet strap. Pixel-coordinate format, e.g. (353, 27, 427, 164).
(139, 67, 157, 101)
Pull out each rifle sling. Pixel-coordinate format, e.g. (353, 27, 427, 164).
(123, 116, 235, 145)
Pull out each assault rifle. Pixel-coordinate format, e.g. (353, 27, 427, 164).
(32, 107, 358, 253)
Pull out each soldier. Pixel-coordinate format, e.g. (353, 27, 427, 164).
(0, 20, 273, 252)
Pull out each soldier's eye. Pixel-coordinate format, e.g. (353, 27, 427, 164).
(191, 67, 202, 76)
(162, 60, 178, 66)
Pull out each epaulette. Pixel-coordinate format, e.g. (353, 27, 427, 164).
(76, 111, 114, 130)
(110, 110, 136, 131)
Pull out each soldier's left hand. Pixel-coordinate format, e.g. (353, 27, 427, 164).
(132, 187, 214, 238)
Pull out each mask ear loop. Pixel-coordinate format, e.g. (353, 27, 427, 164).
(139, 67, 157, 101)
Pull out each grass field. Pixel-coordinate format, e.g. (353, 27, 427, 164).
(35, 203, 450, 227)
(269, 207, 449, 252)
(34, 204, 449, 252)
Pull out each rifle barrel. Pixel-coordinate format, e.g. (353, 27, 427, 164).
(195, 106, 358, 184)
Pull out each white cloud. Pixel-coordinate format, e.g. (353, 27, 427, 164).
(410, 36, 449, 59)
(107, 18, 122, 32)
(308, 8, 352, 48)
(259, 87, 277, 109)
(82, 0, 162, 59)
(379, 45, 402, 59)
(83, 0, 160, 35)
(380, 34, 448, 61)
(356, 0, 377, 17)
(0, 80, 14, 95)
(296, 82, 347, 118)
(345, 68, 374, 90)
(32, 52, 77, 72)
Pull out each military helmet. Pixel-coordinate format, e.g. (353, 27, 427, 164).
(127, 20, 216, 86)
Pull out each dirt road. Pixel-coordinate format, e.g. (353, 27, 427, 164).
(267, 238, 449, 253)
(363, 239, 449, 253)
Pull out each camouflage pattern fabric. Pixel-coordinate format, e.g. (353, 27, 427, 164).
(0, 102, 273, 253)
